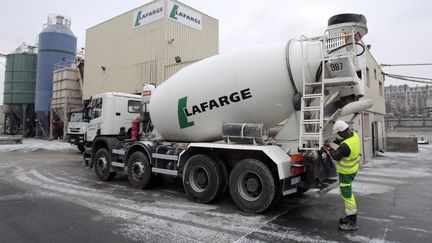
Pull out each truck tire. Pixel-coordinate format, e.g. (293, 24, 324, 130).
(214, 157, 228, 198)
(183, 154, 224, 204)
(94, 148, 117, 181)
(127, 151, 152, 189)
(77, 144, 85, 153)
(229, 159, 279, 213)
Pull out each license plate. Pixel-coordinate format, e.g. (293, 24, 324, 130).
(291, 176, 301, 185)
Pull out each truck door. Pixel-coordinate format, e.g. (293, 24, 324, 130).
(87, 97, 103, 141)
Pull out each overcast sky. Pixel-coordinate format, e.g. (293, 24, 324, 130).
(1, 0, 431, 103)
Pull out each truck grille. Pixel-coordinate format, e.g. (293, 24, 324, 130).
(69, 128, 81, 133)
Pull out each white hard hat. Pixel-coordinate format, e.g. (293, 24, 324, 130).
(333, 120, 349, 134)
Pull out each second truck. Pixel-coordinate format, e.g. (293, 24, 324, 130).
(84, 14, 372, 213)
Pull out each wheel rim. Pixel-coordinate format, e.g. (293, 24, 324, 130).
(189, 166, 209, 193)
(96, 156, 108, 174)
(237, 170, 263, 201)
(131, 159, 146, 181)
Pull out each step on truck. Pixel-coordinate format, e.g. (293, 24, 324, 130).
(85, 14, 372, 213)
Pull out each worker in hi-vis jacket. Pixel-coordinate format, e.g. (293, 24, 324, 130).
(324, 120, 361, 231)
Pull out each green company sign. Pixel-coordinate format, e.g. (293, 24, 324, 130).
(133, 1, 164, 28)
(167, 2, 202, 31)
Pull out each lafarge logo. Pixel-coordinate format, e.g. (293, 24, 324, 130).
(177, 88, 253, 129)
(133, 1, 164, 28)
(169, 4, 200, 25)
(134, 1, 202, 31)
(168, 1, 202, 31)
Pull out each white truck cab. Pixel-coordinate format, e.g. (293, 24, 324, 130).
(86, 92, 142, 143)
(66, 107, 89, 152)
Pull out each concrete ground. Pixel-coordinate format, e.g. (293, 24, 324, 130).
(0, 139, 431, 242)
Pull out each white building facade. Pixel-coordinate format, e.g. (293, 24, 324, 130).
(349, 45, 386, 162)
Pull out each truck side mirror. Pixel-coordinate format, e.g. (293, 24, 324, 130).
(84, 108, 92, 121)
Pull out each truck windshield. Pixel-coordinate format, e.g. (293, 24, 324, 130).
(69, 112, 84, 122)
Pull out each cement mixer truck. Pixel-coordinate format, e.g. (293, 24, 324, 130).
(84, 14, 372, 213)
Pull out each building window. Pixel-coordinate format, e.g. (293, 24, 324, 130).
(366, 67, 370, 87)
(379, 81, 383, 97)
(374, 68, 377, 80)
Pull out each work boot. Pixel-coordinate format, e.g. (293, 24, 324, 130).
(339, 215, 349, 224)
(339, 214, 358, 231)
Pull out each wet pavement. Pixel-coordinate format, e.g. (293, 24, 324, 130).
(0, 140, 431, 242)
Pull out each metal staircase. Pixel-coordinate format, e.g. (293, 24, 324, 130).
(299, 28, 360, 151)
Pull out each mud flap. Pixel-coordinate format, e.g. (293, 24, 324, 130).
(319, 150, 337, 179)
(303, 150, 338, 196)
(304, 151, 337, 183)
(83, 149, 93, 168)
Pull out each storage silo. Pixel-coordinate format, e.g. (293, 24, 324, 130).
(3, 44, 38, 136)
(35, 14, 77, 136)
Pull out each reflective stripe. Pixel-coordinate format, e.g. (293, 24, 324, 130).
(337, 160, 360, 169)
(340, 182, 351, 187)
(341, 154, 360, 163)
(346, 205, 357, 215)
(346, 205, 357, 211)
(343, 195, 357, 215)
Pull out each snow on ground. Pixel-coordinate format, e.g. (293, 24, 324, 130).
(0, 138, 75, 152)
(3, 136, 431, 199)
(2, 137, 432, 241)
(12, 167, 267, 242)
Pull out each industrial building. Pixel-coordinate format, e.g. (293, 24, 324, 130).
(348, 45, 386, 162)
(385, 84, 432, 129)
(50, 59, 84, 138)
(2, 44, 38, 136)
(35, 14, 77, 136)
(0, 14, 77, 137)
(385, 84, 432, 117)
(1, 4, 386, 160)
(83, 0, 219, 99)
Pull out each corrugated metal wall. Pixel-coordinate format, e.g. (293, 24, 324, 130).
(4, 53, 37, 104)
(51, 68, 82, 109)
(84, 0, 219, 99)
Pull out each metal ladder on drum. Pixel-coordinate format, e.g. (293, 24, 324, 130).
(298, 29, 359, 151)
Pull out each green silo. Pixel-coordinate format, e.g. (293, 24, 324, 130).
(3, 50, 37, 135)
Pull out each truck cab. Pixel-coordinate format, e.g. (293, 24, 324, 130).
(66, 107, 89, 152)
(86, 92, 142, 144)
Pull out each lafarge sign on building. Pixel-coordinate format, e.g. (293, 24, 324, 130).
(167, 1, 202, 31)
(133, 1, 164, 28)
(133, 0, 202, 31)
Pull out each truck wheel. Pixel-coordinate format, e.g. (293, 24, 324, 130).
(229, 159, 279, 213)
(214, 157, 228, 198)
(94, 148, 117, 181)
(183, 154, 224, 204)
(77, 144, 85, 153)
(127, 151, 152, 189)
